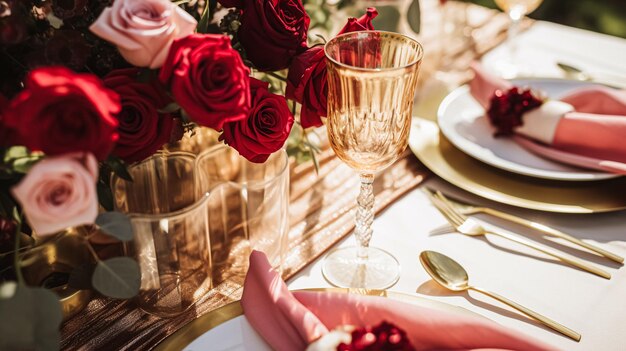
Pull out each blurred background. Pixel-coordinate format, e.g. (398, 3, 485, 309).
(470, 0, 626, 38)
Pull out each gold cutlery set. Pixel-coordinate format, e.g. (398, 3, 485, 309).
(421, 189, 624, 341)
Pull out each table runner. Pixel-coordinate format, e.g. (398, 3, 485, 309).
(60, 2, 531, 349)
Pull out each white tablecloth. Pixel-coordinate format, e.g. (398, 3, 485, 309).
(288, 22, 626, 351)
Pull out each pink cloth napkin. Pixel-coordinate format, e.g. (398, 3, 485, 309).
(241, 251, 555, 351)
(470, 62, 626, 174)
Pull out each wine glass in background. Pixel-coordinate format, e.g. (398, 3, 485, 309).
(494, 0, 544, 78)
(323, 31, 423, 289)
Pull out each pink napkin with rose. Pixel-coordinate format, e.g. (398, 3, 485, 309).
(241, 251, 554, 351)
(470, 62, 626, 174)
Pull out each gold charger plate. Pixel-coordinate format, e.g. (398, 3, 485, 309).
(155, 288, 484, 351)
(409, 118, 626, 213)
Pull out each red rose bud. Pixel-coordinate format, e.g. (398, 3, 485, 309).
(4, 67, 120, 160)
(487, 87, 543, 137)
(159, 34, 250, 130)
(104, 68, 175, 163)
(286, 46, 327, 128)
(285, 8, 378, 128)
(221, 77, 294, 163)
(238, 0, 310, 71)
(338, 7, 378, 34)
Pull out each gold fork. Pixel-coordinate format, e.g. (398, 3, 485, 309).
(425, 190, 611, 279)
(435, 191, 624, 264)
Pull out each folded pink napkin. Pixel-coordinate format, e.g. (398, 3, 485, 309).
(470, 62, 626, 174)
(241, 251, 554, 351)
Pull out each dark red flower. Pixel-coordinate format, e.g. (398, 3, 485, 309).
(221, 77, 294, 163)
(487, 87, 543, 136)
(286, 8, 378, 128)
(4, 67, 120, 160)
(337, 321, 415, 351)
(52, 0, 87, 19)
(238, 0, 310, 71)
(45, 30, 91, 70)
(0, 93, 14, 146)
(104, 68, 174, 163)
(159, 34, 250, 130)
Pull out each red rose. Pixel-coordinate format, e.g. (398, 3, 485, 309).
(4, 67, 120, 160)
(104, 68, 175, 163)
(221, 77, 294, 163)
(159, 34, 250, 130)
(238, 0, 310, 71)
(286, 8, 378, 128)
(0, 93, 14, 146)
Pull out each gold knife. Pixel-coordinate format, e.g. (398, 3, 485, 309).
(434, 191, 624, 264)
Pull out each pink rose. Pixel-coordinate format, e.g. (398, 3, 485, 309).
(90, 0, 197, 69)
(12, 153, 99, 236)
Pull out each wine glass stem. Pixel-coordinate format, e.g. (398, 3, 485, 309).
(356, 173, 375, 259)
(507, 11, 522, 62)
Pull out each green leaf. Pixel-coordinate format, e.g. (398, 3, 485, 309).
(158, 102, 181, 114)
(95, 212, 133, 241)
(12, 155, 43, 173)
(97, 180, 114, 212)
(107, 156, 133, 182)
(3, 146, 28, 162)
(92, 257, 140, 299)
(0, 284, 62, 351)
(197, 0, 211, 34)
(407, 0, 421, 34)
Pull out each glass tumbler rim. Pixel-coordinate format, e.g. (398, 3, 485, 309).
(195, 145, 289, 191)
(324, 30, 424, 73)
(111, 151, 204, 220)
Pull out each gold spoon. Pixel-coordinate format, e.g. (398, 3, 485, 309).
(419, 250, 581, 341)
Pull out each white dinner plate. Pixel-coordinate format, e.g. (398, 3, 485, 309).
(437, 78, 619, 181)
(155, 289, 487, 351)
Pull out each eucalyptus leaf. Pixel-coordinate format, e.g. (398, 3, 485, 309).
(407, 0, 421, 34)
(96, 212, 133, 241)
(0, 284, 62, 351)
(92, 257, 140, 299)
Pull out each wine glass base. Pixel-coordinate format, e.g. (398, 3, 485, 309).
(322, 246, 400, 289)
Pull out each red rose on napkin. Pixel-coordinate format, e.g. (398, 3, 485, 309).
(221, 77, 294, 163)
(286, 8, 378, 128)
(104, 68, 174, 164)
(4, 67, 120, 160)
(159, 34, 250, 131)
(470, 62, 626, 174)
(238, 0, 310, 71)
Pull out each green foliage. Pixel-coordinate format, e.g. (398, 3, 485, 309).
(95, 212, 133, 241)
(92, 257, 141, 299)
(0, 283, 63, 351)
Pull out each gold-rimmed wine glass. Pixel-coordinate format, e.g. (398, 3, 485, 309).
(494, 0, 544, 78)
(322, 31, 423, 289)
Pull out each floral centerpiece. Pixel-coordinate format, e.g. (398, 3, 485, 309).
(0, 0, 378, 349)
